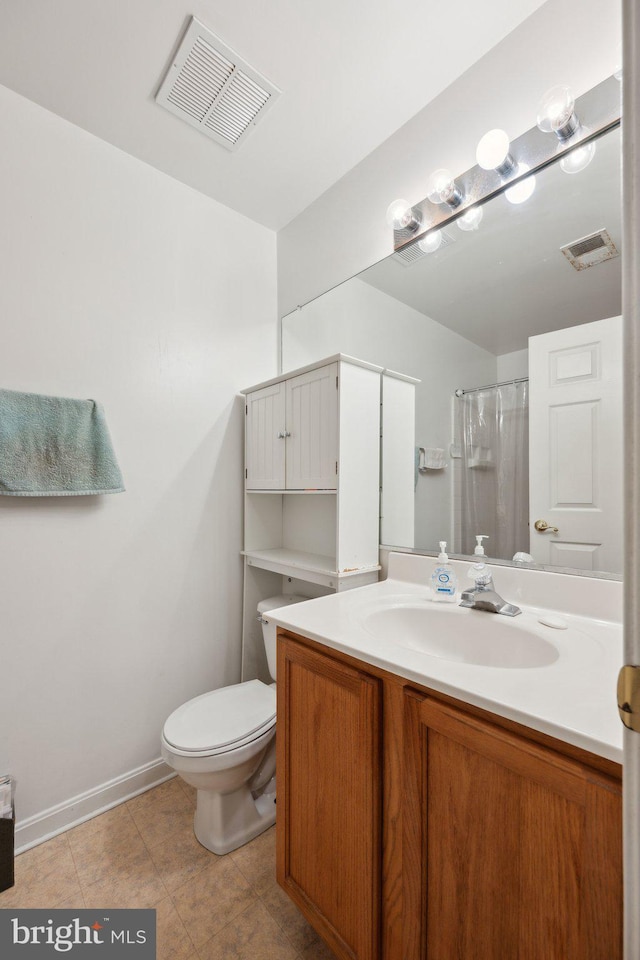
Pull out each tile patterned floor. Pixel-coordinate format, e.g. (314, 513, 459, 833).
(0, 778, 336, 960)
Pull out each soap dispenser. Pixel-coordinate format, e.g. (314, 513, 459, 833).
(474, 535, 489, 556)
(430, 542, 458, 602)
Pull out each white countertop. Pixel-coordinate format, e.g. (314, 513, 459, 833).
(268, 553, 624, 764)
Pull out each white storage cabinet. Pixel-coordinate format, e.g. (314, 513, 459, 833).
(246, 362, 338, 491)
(242, 356, 382, 590)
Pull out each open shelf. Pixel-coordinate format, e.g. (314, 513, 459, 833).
(242, 548, 380, 589)
(245, 489, 337, 495)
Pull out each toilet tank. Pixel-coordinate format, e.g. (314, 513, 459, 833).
(257, 594, 309, 680)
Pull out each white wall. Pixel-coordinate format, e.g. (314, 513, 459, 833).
(0, 85, 278, 836)
(497, 349, 529, 381)
(282, 278, 496, 548)
(277, 0, 621, 317)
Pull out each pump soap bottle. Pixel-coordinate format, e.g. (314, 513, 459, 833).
(430, 542, 458, 602)
(474, 535, 489, 556)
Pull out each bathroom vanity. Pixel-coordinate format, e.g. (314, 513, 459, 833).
(271, 553, 623, 960)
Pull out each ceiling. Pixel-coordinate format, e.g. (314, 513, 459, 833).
(0, 0, 548, 230)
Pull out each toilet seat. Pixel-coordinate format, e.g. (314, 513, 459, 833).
(163, 680, 275, 757)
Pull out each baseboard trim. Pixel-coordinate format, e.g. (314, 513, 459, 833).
(15, 759, 176, 853)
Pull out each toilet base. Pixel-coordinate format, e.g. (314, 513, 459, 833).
(193, 783, 276, 855)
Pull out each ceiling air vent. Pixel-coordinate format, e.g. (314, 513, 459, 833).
(560, 229, 619, 271)
(156, 17, 280, 151)
(393, 231, 456, 267)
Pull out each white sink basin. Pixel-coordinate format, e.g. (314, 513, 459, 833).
(361, 602, 560, 668)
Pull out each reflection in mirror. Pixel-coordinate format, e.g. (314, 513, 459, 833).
(282, 125, 622, 577)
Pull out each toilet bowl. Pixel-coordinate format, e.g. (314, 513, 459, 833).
(161, 594, 309, 855)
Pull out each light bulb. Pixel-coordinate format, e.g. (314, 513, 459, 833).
(475, 129, 515, 177)
(426, 168, 464, 208)
(385, 199, 422, 232)
(560, 138, 596, 175)
(536, 85, 579, 140)
(505, 164, 536, 205)
(457, 206, 483, 232)
(418, 230, 443, 253)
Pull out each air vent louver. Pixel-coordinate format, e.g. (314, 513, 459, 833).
(156, 17, 280, 151)
(560, 229, 619, 271)
(393, 231, 456, 266)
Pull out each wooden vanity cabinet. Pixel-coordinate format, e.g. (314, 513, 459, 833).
(276, 634, 383, 960)
(276, 631, 623, 960)
(403, 689, 622, 960)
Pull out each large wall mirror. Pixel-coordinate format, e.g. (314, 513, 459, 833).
(281, 99, 622, 578)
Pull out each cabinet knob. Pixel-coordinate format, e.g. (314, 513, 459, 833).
(277, 431, 291, 439)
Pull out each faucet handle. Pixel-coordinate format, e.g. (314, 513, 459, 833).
(467, 561, 492, 585)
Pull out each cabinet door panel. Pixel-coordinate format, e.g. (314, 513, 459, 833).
(403, 691, 622, 960)
(246, 382, 286, 489)
(277, 636, 381, 960)
(286, 363, 338, 489)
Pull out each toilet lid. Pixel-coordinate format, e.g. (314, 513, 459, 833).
(163, 680, 276, 753)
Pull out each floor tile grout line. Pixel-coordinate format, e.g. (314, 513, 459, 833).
(125, 795, 162, 854)
(192, 894, 305, 960)
(65, 833, 87, 897)
(168, 892, 202, 958)
(124, 796, 152, 850)
(194, 898, 257, 957)
(129, 787, 217, 909)
(164, 847, 217, 956)
(154, 893, 202, 960)
(72, 809, 173, 908)
(68, 801, 170, 902)
(258, 893, 321, 958)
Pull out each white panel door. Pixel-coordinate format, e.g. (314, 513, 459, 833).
(245, 382, 286, 489)
(285, 363, 338, 490)
(528, 316, 622, 571)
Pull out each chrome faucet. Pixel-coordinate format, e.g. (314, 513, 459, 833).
(460, 563, 521, 617)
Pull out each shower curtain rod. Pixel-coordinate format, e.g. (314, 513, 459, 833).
(454, 376, 528, 397)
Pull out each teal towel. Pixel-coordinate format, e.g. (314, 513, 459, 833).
(0, 389, 125, 496)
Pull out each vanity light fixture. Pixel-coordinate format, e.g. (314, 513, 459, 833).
(475, 129, 516, 177)
(426, 168, 465, 208)
(505, 164, 536, 205)
(536, 85, 580, 141)
(457, 206, 483, 232)
(386, 75, 619, 250)
(385, 199, 423, 233)
(559, 137, 597, 175)
(417, 230, 443, 253)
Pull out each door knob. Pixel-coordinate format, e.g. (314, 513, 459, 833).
(534, 519, 559, 534)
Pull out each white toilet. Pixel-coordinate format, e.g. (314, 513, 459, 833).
(161, 594, 308, 855)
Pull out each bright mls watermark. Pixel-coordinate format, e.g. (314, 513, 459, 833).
(0, 910, 156, 957)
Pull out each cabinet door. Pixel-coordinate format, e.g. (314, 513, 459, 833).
(285, 363, 338, 489)
(277, 636, 382, 960)
(245, 382, 286, 489)
(402, 690, 622, 960)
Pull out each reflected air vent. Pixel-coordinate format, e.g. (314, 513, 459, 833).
(393, 231, 456, 267)
(560, 229, 619, 271)
(156, 17, 280, 151)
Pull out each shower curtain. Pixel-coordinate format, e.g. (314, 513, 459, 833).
(458, 381, 529, 562)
